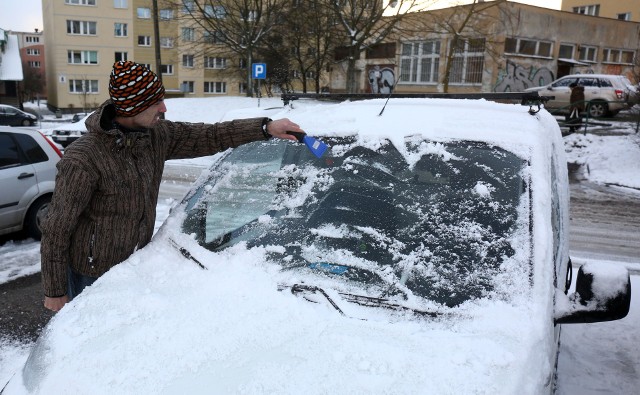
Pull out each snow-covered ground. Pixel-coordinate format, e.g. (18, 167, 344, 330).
(1, 98, 639, 393)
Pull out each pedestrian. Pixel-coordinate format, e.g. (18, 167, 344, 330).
(41, 60, 304, 312)
(567, 82, 585, 133)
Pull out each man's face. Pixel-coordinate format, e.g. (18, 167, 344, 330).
(131, 99, 167, 128)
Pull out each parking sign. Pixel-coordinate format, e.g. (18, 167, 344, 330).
(252, 63, 266, 79)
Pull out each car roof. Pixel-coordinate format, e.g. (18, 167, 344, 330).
(229, 98, 560, 158)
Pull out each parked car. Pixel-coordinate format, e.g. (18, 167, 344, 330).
(50, 112, 91, 147)
(0, 127, 62, 239)
(2, 96, 630, 394)
(71, 112, 90, 123)
(524, 74, 638, 118)
(0, 104, 38, 127)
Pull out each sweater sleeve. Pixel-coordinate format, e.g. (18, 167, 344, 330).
(40, 158, 97, 297)
(159, 117, 268, 160)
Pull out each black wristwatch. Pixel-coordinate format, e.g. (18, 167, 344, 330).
(262, 118, 273, 139)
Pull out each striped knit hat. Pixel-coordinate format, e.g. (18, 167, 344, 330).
(109, 61, 165, 117)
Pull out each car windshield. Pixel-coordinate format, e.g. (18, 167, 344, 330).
(182, 137, 528, 307)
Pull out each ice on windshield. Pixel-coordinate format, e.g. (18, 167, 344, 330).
(182, 137, 529, 307)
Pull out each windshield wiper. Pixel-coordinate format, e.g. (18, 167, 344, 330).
(169, 238, 207, 270)
(278, 283, 441, 318)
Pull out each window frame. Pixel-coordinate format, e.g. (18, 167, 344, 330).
(399, 40, 440, 85)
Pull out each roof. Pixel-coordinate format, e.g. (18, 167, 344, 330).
(0, 33, 24, 81)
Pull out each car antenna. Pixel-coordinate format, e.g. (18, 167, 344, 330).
(378, 76, 401, 116)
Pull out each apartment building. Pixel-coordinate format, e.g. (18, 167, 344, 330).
(42, 0, 251, 112)
(333, 2, 639, 95)
(561, 0, 639, 22)
(12, 29, 47, 101)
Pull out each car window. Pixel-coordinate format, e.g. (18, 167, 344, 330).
(0, 133, 21, 168)
(15, 133, 49, 164)
(4, 107, 19, 116)
(597, 78, 613, 88)
(578, 78, 598, 87)
(553, 78, 577, 88)
(182, 138, 529, 307)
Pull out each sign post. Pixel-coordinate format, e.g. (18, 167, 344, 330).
(252, 63, 266, 107)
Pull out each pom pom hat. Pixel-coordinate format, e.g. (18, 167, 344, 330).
(108, 61, 165, 117)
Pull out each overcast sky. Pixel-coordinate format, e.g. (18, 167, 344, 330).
(0, 0, 561, 33)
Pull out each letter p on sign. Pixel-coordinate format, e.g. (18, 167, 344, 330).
(252, 63, 266, 79)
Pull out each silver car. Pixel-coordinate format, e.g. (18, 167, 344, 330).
(525, 74, 638, 118)
(0, 127, 61, 239)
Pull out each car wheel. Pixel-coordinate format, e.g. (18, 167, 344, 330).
(588, 101, 608, 118)
(24, 195, 51, 240)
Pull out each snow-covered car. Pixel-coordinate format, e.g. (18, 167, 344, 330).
(2, 96, 631, 394)
(524, 74, 638, 118)
(50, 113, 91, 148)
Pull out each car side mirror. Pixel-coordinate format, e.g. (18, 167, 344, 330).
(547, 86, 554, 91)
(555, 262, 631, 324)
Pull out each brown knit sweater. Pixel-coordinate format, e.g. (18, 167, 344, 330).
(40, 100, 269, 297)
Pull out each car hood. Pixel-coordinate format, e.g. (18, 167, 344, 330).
(8, 216, 554, 395)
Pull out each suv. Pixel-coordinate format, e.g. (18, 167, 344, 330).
(0, 104, 38, 127)
(3, 95, 631, 394)
(0, 127, 62, 239)
(525, 74, 637, 118)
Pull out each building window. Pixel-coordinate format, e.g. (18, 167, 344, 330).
(138, 35, 151, 46)
(25, 36, 40, 43)
(203, 31, 225, 44)
(400, 41, 440, 84)
(182, 55, 195, 67)
(558, 44, 575, 60)
(161, 64, 174, 75)
(67, 20, 97, 35)
(65, 0, 96, 5)
(113, 0, 127, 8)
(69, 79, 99, 93)
(504, 37, 552, 57)
(181, 81, 195, 93)
(182, 0, 195, 13)
(239, 58, 247, 69)
(27, 61, 41, 68)
(578, 45, 597, 62)
(182, 28, 195, 41)
(450, 38, 485, 85)
(114, 23, 128, 37)
(366, 43, 396, 59)
(160, 37, 174, 48)
(26, 49, 41, 56)
(603, 48, 635, 64)
(160, 9, 174, 19)
(115, 52, 128, 62)
(68, 50, 98, 64)
(617, 13, 631, 21)
(239, 82, 247, 94)
(204, 4, 226, 18)
(204, 81, 226, 94)
(204, 56, 226, 69)
(573, 5, 600, 16)
(137, 7, 151, 18)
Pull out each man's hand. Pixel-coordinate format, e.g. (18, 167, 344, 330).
(266, 118, 304, 141)
(45, 295, 69, 312)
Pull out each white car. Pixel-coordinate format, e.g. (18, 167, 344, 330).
(524, 74, 638, 118)
(2, 96, 630, 394)
(0, 127, 61, 239)
(50, 113, 91, 148)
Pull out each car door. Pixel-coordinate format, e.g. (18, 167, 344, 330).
(0, 106, 11, 126)
(548, 77, 577, 109)
(0, 132, 38, 231)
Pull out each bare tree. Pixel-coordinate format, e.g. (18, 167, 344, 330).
(329, 0, 427, 93)
(176, 0, 289, 96)
(399, 0, 510, 93)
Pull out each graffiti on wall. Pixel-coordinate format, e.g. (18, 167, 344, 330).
(368, 65, 395, 94)
(493, 60, 555, 92)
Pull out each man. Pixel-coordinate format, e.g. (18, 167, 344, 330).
(567, 82, 585, 133)
(41, 61, 303, 312)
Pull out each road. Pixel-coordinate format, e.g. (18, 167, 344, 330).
(1, 162, 639, 341)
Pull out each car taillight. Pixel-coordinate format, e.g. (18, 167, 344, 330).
(615, 89, 624, 99)
(39, 132, 64, 158)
